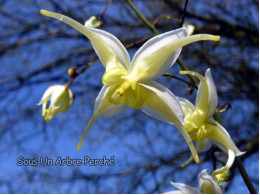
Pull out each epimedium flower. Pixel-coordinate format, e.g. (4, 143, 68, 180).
(38, 84, 74, 122)
(40, 10, 220, 162)
(177, 69, 245, 183)
(165, 169, 224, 194)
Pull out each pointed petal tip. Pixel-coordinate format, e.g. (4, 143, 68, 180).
(76, 144, 81, 150)
(40, 9, 48, 15)
(37, 102, 42, 106)
(195, 156, 200, 164)
(44, 117, 51, 122)
(213, 35, 221, 41)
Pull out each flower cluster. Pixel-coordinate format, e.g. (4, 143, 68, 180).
(38, 10, 245, 192)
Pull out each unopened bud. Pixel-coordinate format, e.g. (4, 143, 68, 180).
(183, 23, 195, 36)
(187, 85, 193, 95)
(84, 16, 103, 28)
(68, 66, 78, 79)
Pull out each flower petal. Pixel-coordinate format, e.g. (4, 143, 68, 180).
(195, 69, 217, 118)
(181, 139, 211, 168)
(76, 85, 126, 150)
(140, 81, 184, 124)
(37, 85, 58, 105)
(176, 97, 195, 117)
(199, 169, 224, 194)
(168, 182, 200, 194)
(94, 85, 126, 118)
(40, 10, 130, 70)
(140, 80, 199, 163)
(130, 28, 187, 80)
(206, 119, 245, 156)
(180, 70, 209, 120)
(129, 31, 220, 82)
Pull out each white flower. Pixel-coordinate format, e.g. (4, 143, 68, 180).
(165, 169, 224, 194)
(38, 84, 74, 121)
(177, 69, 245, 182)
(40, 10, 220, 160)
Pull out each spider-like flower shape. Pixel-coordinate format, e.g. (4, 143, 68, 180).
(177, 69, 245, 183)
(40, 10, 220, 163)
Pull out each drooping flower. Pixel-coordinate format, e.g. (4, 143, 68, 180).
(38, 84, 74, 121)
(177, 69, 245, 183)
(165, 169, 224, 194)
(40, 10, 220, 162)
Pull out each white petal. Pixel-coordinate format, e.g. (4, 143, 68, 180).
(176, 97, 195, 117)
(140, 81, 184, 124)
(77, 85, 127, 150)
(94, 85, 126, 118)
(181, 70, 208, 119)
(207, 119, 245, 156)
(196, 69, 217, 118)
(130, 28, 187, 80)
(205, 69, 217, 117)
(50, 85, 67, 108)
(89, 27, 130, 69)
(197, 139, 211, 152)
(37, 85, 58, 105)
(199, 169, 224, 194)
(169, 182, 200, 194)
(140, 81, 199, 163)
(129, 31, 220, 82)
(40, 10, 130, 70)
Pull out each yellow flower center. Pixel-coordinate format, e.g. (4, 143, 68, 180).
(102, 66, 145, 109)
(115, 81, 131, 96)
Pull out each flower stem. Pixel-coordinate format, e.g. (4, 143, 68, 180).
(177, 58, 199, 87)
(125, 0, 158, 35)
(236, 157, 257, 194)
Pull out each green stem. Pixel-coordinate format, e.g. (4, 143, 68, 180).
(177, 58, 199, 87)
(125, 0, 158, 35)
(236, 157, 257, 194)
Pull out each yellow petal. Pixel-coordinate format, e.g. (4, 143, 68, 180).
(129, 33, 220, 83)
(180, 70, 209, 120)
(77, 85, 126, 150)
(40, 10, 130, 70)
(140, 81, 199, 163)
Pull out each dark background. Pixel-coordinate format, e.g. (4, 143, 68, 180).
(0, 0, 258, 193)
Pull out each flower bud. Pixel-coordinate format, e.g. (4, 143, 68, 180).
(84, 16, 102, 28)
(68, 66, 78, 79)
(37, 85, 74, 121)
(183, 23, 195, 36)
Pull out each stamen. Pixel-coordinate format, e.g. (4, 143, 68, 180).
(187, 127, 196, 133)
(115, 81, 130, 97)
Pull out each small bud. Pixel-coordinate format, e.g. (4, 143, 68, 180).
(37, 85, 74, 121)
(187, 85, 193, 95)
(68, 66, 78, 79)
(214, 169, 229, 184)
(183, 23, 195, 36)
(84, 16, 103, 28)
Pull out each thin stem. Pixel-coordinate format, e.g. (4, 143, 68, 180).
(177, 58, 199, 87)
(125, 0, 158, 35)
(163, 73, 196, 87)
(180, 0, 189, 27)
(100, 0, 113, 19)
(126, 35, 153, 49)
(236, 157, 257, 194)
